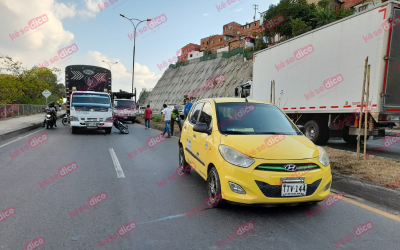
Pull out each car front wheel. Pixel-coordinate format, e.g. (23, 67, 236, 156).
(179, 144, 190, 174)
(207, 167, 227, 208)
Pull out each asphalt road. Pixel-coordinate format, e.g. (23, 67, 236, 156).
(0, 123, 399, 250)
(327, 130, 400, 160)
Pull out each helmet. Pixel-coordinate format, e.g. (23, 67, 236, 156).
(49, 102, 54, 106)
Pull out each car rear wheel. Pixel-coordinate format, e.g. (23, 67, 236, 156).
(179, 144, 190, 174)
(105, 128, 112, 134)
(207, 167, 227, 208)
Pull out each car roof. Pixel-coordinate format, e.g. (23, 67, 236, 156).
(197, 98, 272, 105)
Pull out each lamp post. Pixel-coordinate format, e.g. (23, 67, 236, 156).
(120, 14, 151, 103)
(102, 60, 118, 94)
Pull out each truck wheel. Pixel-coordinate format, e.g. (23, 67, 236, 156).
(105, 128, 112, 134)
(304, 120, 329, 145)
(342, 126, 369, 144)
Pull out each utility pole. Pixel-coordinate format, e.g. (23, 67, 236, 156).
(120, 14, 151, 103)
(252, 4, 258, 22)
(102, 60, 118, 94)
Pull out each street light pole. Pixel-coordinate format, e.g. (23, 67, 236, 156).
(120, 14, 151, 103)
(102, 60, 118, 94)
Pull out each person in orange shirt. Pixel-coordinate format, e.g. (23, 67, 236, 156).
(144, 105, 152, 129)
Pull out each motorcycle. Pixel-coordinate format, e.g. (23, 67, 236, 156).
(45, 110, 55, 129)
(112, 116, 129, 134)
(62, 113, 69, 126)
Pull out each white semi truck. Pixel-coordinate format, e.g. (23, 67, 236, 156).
(237, 1, 400, 144)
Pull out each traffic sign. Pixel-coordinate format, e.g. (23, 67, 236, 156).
(42, 90, 51, 98)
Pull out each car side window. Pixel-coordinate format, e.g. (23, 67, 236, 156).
(198, 102, 212, 130)
(189, 103, 204, 125)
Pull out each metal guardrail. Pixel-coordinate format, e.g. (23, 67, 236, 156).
(0, 104, 48, 120)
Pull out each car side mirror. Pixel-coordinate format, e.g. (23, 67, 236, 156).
(193, 123, 209, 134)
(297, 125, 305, 134)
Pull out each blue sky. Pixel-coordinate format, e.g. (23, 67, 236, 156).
(0, 0, 278, 96)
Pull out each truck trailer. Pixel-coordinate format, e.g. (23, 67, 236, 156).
(245, 1, 400, 144)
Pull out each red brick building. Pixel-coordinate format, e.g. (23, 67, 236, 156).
(199, 20, 259, 54)
(177, 43, 201, 62)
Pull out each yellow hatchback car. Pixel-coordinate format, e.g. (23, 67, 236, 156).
(178, 98, 332, 207)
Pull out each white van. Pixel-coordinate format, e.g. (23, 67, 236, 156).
(69, 91, 113, 134)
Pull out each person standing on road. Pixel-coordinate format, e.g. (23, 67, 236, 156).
(162, 104, 171, 138)
(184, 98, 193, 120)
(170, 108, 182, 135)
(144, 105, 152, 129)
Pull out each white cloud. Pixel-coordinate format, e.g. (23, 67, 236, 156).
(0, 0, 74, 67)
(54, 2, 76, 19)
(234, 8, 242, 12)
(203, 13, 211, 16)
(83, 51, 161, 95)
(78, 0, 103, 18)
(0, 0, 160, 96)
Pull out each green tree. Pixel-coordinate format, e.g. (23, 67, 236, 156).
(291, 17, 312, 37)
(0, 56, 62, 104)
(317, 0, 330, 8)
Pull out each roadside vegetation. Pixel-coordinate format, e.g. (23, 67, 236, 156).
(0, 56, 64, 104)
(324, 146, 400, 188)
(253, 0, 356, 51)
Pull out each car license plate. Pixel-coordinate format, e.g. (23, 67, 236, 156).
(281, 183, 307, 197)
(87, 122, 97, 127)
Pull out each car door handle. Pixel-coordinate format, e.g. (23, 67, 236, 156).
(193, 134, 196, 138)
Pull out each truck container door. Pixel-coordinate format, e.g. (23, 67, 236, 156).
(384, 8, 400, 108)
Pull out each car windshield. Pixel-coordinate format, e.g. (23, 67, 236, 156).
(71, 93, 111, 107)
(115, 100, 135, 109)
(215, 102, 300, 135)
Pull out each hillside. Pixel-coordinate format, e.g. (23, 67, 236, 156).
(139, 55, 253, 111)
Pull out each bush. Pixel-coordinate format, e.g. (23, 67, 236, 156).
(151, 116, 162, 122)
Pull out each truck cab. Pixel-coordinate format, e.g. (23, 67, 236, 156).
(69, 91, 113, 134)
(113, 99, 137, 123)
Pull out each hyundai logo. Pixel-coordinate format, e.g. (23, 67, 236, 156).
(284, 164, 297, 171)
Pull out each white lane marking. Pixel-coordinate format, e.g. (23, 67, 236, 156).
(0, 129, 44, 148)
(109, 148, 125, 178)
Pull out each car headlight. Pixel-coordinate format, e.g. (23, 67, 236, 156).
(317, 146, 330, 167)
(70, 116, 79, 121)
(218, 145, 255, 168)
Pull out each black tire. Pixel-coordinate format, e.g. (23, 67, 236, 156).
(207, 167, 227, 208)
(179, 144, 190, 174)
(71, 126, 78, 134)
(105, 128, 112, 134)
(50, 124, 53, 129)
(304, 120, 329, 145)
(132, 120, 135, 123)
(46, 124, 49, 129)
(62, 118, 68, 126)
(342, 126, 370, 144)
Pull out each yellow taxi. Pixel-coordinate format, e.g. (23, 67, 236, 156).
(178, 98, 332, 207)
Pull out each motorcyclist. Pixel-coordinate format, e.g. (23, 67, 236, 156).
(42, 102, 57, 127)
